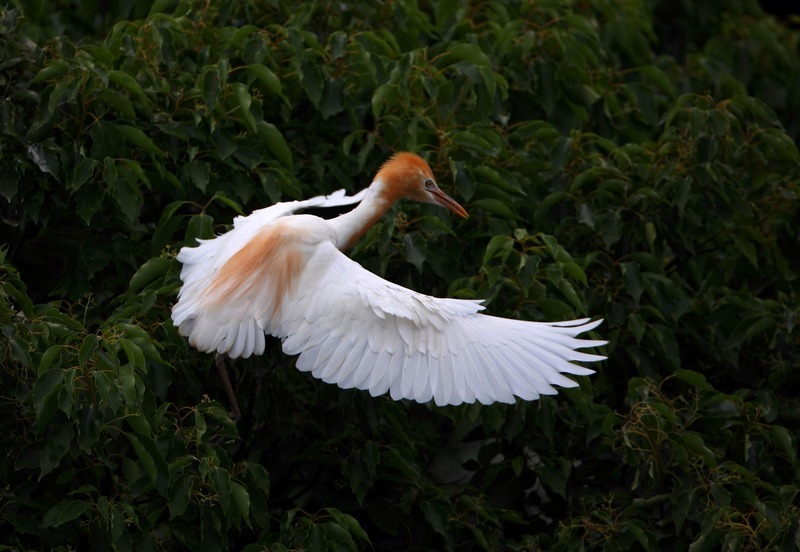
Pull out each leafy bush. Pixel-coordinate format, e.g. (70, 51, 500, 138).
(1, 1, 798, 550)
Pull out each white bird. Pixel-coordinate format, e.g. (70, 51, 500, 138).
(172, 152, 606, 406)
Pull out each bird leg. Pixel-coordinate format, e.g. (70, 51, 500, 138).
(214, 353, 241, 420)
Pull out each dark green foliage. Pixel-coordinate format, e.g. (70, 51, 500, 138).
(1, 1, 799, 550)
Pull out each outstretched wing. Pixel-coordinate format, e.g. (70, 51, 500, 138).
(234, 187, 369, 229)
(278, 241, 606, 406)
(178, 187, 367, 274)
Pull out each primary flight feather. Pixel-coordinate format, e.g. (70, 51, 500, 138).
(172, 152, 606, 406)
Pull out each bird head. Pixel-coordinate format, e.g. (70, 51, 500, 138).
(376, 152, 468, 218)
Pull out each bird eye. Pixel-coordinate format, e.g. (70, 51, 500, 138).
(424, 179, 435, 189)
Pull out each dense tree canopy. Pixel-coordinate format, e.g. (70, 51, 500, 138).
(1, 0, 798, 550)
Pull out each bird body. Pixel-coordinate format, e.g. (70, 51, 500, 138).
(172, 153, 606, 406)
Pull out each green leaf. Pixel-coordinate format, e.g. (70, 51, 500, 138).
(320, 77, 345, 118)
(247, 64, 286, 101)
(38, 345, 64, 376)
(437, 43, 491, 67)
(46, 78, 80, 116)
(467, 524, 490, 550)
(168, 473, 193, 520)
(187, 159, 211, 192)
(77, 405, 103, 452)
(0, 164, 19, 201)
(120, 336, 146, 371)
(194, 409, 207, 442)
(246, 462, 270, 496)
(234, 83, 257, 133)
(31, 60, 71, 83)
(421, 501, 448, 536)
(511, 456, 524, 477)
(127, 433, 169, 496)
(58, 368, 75, 415)
(731, 232, 758, 268)
(81, 44, 114, 65)
(118, 125, 164, 156)
(186, 213, 214, 242)
(200, 65, 221, 110)
(743, 317, 776, 343)
(26, 144, 60, 179)
(211, 191, 244, 214)
(34, 369, 65, 431)
(471, 198, 521, 220)
(402, 233, 426, 272)
(600, 209, 622, 249)
(78, 334, 98, 370)
(211, 129, 237, 160)
(108, 70, 146, 99)
(622, 262, 643, 305)
(300, 58, 323, 107)
(210, 467, 232, 511)
(39, 424, 74, 479)
(67, 157, 98, 192)
(628, 312, 646, 343)
(9, 343, 33, 374)
(41, 499, 90, 528)
(482, 235, 513, 265)
(256, 121, 293, 169)
(230, 481, 251, 526)
(324, 508, 371, 543)
(126, 413, 151, 436)
(558, 280, 583, 309)
(758, 127, 800, 162)
(452, 130, 501, 156)
(371, 83, 391, 119)
(90, 121, 124, 158)
(772, 426, 796, 466)
(563, 261, 587, 286)
(95, 89, 136, 119)
(640, 65, 676, 96)
(678, 432, 718, 468)
(625, 519, 659, 551)
(129, 257, 171, 292)
(537, 298, 574, 320)
(537, 459, 569, 497)
(674, 369, 713, 391)
(74, 183, 101, 225)
(474, 165, 524, 195)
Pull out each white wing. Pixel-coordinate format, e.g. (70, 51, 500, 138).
(278, 241, 606, 406)
(177, 187, 367, 270)
(172, 189, 366, 358)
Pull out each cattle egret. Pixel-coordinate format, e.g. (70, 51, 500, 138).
(172, 152, 606, 406)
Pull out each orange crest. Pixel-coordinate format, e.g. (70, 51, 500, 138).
(375, 152, 435, 200)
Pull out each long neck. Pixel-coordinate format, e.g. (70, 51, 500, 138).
(329, 179, 397, 250)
